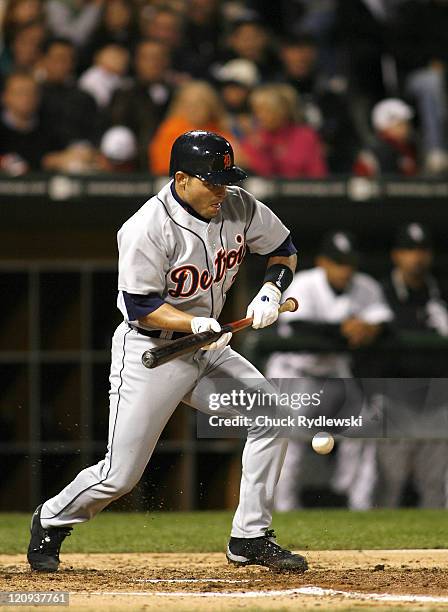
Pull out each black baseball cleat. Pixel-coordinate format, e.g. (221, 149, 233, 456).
(226, 529, 308, 573)
(27, 504, 72, 572)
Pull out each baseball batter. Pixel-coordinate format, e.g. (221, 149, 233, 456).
(27, 131, 308, 573)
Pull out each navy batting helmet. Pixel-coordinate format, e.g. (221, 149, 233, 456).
(169, 130, 248, 185)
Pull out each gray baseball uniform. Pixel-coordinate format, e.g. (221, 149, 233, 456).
(40, 180, 291, 537)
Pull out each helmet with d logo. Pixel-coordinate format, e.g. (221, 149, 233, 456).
(169, 131, 247, 185)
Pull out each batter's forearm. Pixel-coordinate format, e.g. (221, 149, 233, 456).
(262, 254, 297, 293)
(266, 254, 297, 274)
(138, 303, 194, 333)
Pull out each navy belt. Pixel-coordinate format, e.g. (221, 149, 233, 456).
(128, 324, 189, 340)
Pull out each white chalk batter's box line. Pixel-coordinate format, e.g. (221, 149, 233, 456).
(134, 578, 261, 583)
(74, 585, 448, 603)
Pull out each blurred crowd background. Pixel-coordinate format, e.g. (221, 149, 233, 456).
(1, 0, 448, 177)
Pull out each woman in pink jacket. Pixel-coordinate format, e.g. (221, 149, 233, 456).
(240, 84, 327, 178)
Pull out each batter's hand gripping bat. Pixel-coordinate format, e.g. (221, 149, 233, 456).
(141, 297, 298, 370)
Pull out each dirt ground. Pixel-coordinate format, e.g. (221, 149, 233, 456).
(1, 550, 448, 611)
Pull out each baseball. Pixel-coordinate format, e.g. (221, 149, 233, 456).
(312, 432, 334, 455)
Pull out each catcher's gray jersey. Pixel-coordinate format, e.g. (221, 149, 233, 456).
(117, 181, 289, 328)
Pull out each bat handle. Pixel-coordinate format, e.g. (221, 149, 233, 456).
(278, 296, 299, 314)
(141, 296, 299, 370)
(223, 297, 299, 334)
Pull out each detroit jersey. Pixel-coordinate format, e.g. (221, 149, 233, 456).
(117, 181, 290, 330)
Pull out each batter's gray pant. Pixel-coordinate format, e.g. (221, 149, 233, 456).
(40, 322, 288, 537)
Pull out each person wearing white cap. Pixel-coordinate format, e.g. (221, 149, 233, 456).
(371, 98, 414, 133)
(214, 59, 260, 140)
(353, 97, 417, 177)
(98, 125, 137, 172)
(214, 58, 260, 90)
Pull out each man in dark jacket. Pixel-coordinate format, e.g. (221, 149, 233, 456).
(376, 222, 448, 508)
(39, 38, 99, 149)
(108, 39, 173, 169)
(0, 72, 59, 173)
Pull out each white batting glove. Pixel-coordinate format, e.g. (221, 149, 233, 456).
(246, 283, 281, 329)
(191, 317, 232, 351)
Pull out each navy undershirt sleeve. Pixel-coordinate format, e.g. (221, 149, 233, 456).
(266, 235, 297, 258)
(123, 291, 165, 320)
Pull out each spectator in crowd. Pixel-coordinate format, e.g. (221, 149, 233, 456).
(138, 5, 188, 79)
(277, 35, 320, 99)
(265, 230, 393, 511)
(219, 17, 279, 81)
(0, 19, 46, 79)
(0, 69, 100, 175)
(183, 0, 222, 77)
(109, 39, 173, 169)
(374, 223, 448, 507)
(0, 0, 444, 182)
(250, 0, 338, 75)
(213, 58, 260, 140)
(45, 0, 104, 48)
(334, 0, 396, 143)
(353, 98, 417, 177)
(277, 34, 359, 173)
(78, 43, 129, 109)
(138, 4, 183, 48)
(0, 71, 59, 173)
(387, 0, 448, 175)
(148, 80, 236, 175)
(37, 37, 98, 149)
(2, 0, 43, 46)
(97, 125, 137, 172)
(81, 0, 137, 72)
(335, 1, 448, 174)
(240, 83, 327, 178)
(290, 0, 338, 76)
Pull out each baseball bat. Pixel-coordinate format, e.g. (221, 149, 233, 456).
(141, 297, 298, 370)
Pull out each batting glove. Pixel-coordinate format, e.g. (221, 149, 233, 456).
(246, 283, 281, 329)
(191, 317, 232, 351)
